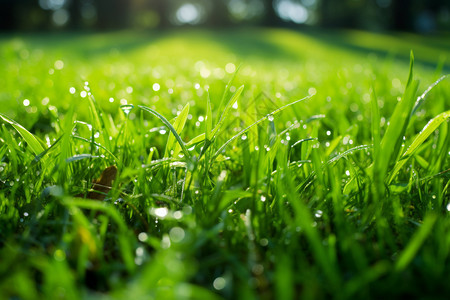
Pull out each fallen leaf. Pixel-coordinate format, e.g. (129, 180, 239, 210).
(86, 165, 118, 200)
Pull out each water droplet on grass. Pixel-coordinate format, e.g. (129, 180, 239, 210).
(138, 232, 148, 242)
(54, 60, 64, 70)
(154, 207, 168, 218)
(174, 211, 183, 219)
(213, 277, 227, 290)
(267, 114, 274, 122)
(169, 227, 185, 243)
(136, 246, 144, 257)
(54, 249, 66, 261)
(225, 63, 236, 73)
(120, 104, 134, 116)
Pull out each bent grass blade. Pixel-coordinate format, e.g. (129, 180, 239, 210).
(212, 95, 312, 161)
(388, 110, 450, 184)
(138, 105, 191, 162)
(164, 103, 190, 158)
(0, 113, 45, 156)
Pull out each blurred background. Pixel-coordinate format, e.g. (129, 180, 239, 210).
(1, 0, 449, 33)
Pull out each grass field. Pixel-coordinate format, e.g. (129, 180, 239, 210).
(0, 28, 449, 299)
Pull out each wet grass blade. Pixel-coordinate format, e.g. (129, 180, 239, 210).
(164, 103, 190, 158)
(0, 113, 45, 156)
(394, 213, 437, 272)
(411, 74, 449, 116)
(376, 52, 419, 180)
(139, 105, 191, 161)
(213, 95, 311, 160)
(388, 110, 450, 184)
(210, 85, 244, 138)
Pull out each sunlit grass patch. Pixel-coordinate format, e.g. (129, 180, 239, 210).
(0, 28, 449, 299)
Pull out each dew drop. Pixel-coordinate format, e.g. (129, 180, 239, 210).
(267, 114, 274, 122)
(154, 207, 168, 218)
(138, 232, 148, 242)
(213, 277, 226, 290)
(169, 227, 185, 243)
(173, 211, 183, 219)
(120, 104, 134, 116)
(136, 246, 144, 256)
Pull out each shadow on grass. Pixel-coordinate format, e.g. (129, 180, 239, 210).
(298, 28, 450, 72)
(1, 28, 448, 72)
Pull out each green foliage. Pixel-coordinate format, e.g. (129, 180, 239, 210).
(0, 28, 449, 299)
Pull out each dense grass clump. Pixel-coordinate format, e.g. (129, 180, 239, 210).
(0, 28, 449, 299)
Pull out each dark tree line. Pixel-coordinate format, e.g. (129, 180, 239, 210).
(0, 0, 449, 32)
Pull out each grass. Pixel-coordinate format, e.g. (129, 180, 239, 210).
(0, 27, 449, 299)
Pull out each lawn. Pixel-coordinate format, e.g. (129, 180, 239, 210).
(0, 28, 449, 299)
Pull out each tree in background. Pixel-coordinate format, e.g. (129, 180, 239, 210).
(0, 0, 449, 32)
(96, 0, 131, 29)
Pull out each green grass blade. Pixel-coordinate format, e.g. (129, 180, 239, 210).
(210, 85, 244, 138)
(395, 213, 437, 272)
(65, 153, 100, 163)
(138, 105, 191, 161)
(298, 145, 372, 192)
(371, 87, 381, 164)
(165, 103, 190, 158)
(185, 133, 205, 147)
(411, 74, 448, 116)
(87, 92, 111, 149)
(388, 110, 450, 184)
(377, 53, 419, 179)
(71, 135, 118, 162)
(62, 197, 135, 272)
(213, 95, 311, 160)
(206, 91, 213, 140)
(0, 113, 45, 156)
(215, 65, 241, 126)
